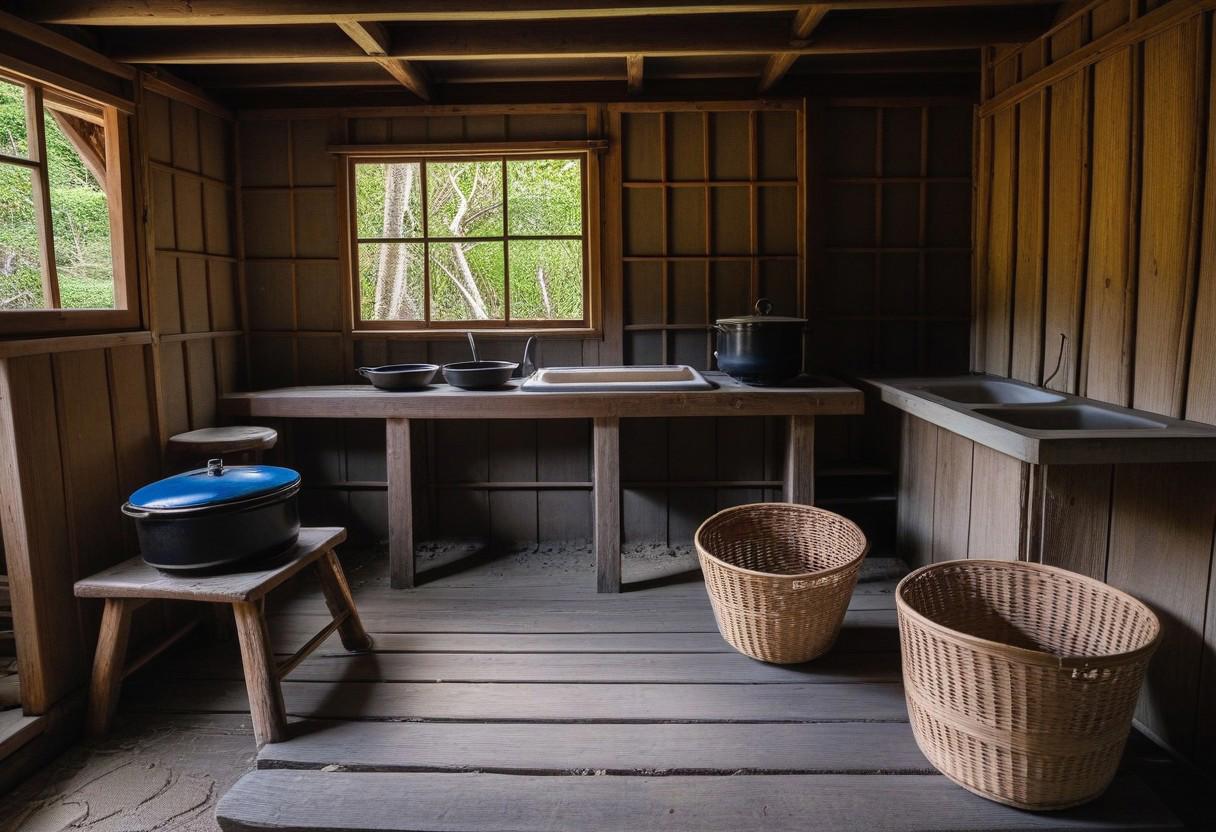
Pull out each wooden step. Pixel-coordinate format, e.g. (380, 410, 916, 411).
(257, 720, 935, 774)
(215, 770, 1181, 832)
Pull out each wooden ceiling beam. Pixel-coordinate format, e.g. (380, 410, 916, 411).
(19, 0, 1061, 26)
(758, 4, 828, 92)
(102, 8, 1056, 64)
(336, 20, 430, 100)
(175, 51, 974, 88)
(626, 55, 644, 94)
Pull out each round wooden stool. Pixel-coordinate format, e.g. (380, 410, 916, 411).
(167, 425, 278, 467)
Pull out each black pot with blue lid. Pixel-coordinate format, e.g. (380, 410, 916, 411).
(123, 459, 302, 572)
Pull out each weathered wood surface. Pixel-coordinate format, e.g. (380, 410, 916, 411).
(74, 528, 346, 602)
(264, 604, 893, 635)
(170, 648, 902, 685)
(258, 720, 932, 774)
(222, 374, 864, 420)
(216, 771, 1179, 832)
(265, 612, 898, 656)
(131, 679, 910, 722)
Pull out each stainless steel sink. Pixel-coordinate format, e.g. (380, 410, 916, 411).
(919, 379, 1065, 405)
(520, 365, 714, 392)
(976, 405, 1168, 431)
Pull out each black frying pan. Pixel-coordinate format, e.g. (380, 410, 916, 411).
(442, 332, 519, 389)
(357, 363, 438, 391)
(442, 360, 518, 389)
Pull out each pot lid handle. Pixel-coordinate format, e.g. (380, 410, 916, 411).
(207, 458, 224, 477)
(754, 297, 773, 316)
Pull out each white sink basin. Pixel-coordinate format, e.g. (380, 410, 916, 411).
(521, 365, 714, 392)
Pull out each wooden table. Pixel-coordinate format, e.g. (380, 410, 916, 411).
(223, 373, 863, 592)
(75, 527, 371, 746)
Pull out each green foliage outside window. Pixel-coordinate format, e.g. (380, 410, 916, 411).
(1, 78, 115, 311)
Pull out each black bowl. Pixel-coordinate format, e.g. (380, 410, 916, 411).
(442, 360, 518, 389)
(358, 363, 439, 391)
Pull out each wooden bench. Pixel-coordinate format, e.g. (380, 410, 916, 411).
(74, 527, 370, 746)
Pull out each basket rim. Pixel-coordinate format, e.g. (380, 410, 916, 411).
(693, 501, 870, 582)
(895, 559, 1162, 670)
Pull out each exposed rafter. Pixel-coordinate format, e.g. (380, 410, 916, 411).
(626, 55, 644, 94)
(18, 0, 1062, 26)
(758, 5, 828, 92)
(336, 20, 430, 100)
(100, 8, 1055, 64)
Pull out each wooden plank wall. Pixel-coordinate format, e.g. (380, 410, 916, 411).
(142, 89, 245, 438)
(969, 0, 1216, 772)
(238, 99, 972, 554)
(0, 80, 241, 722)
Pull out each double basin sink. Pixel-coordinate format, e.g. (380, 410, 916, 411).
(916, 379, 1168, 431)
(868, 374, 1216, 464)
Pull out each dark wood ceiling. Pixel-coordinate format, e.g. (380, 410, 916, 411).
(7, 1, 1066, 106)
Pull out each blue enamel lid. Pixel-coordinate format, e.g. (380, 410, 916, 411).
(127, 462, 301, 511)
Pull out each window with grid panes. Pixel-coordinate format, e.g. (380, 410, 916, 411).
(350, 154, 590, 330)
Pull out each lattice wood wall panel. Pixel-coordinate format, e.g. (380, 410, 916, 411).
(619, 105, 803, 366)
(614, 104, 801, 549)
(969, 0, 1216, 773)
(143, 90, 243, 438)
(809, 103, 973, 378)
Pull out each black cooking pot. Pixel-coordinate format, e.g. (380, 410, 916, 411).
(122, 459, 301, 572)
(713, 298, 806, 386)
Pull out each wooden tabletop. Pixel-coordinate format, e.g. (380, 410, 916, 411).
(222, 372, 864, 420)
(74, 527, 346, 603)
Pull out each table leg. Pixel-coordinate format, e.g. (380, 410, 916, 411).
(316, 548, 373, 652)
(86, 597, 135, 736)
(386, 417, 414, 589)
(232, 600, 287, 746)
(594, 416, 621, 593)
(784, 415, 815, 505)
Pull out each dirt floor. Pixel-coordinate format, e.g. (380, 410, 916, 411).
(0, 541, 912, 832)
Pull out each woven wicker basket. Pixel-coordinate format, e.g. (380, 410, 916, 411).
(896, 559, 1161, 811)
(694, 503, 868, 664)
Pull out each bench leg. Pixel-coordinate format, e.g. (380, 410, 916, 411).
(315, 549, 373, 652)
(86, 598, 135, 736)
(232, 600, 287, 746)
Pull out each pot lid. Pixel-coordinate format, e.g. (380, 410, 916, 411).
(716, 297, 806, 325)
(127, 460, 300, 511)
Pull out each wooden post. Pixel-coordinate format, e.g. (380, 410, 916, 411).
(784, 415, 815, 505)
(315, 549, 373, 652)
(593, 416, 621, 593)
(386, 417, 414, 589)
(232, 600, 287, 746)
(85, 597, 134, 736)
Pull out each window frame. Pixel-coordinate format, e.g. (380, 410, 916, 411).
(342, 147, 600, 335)
(0, 67, 139, 335)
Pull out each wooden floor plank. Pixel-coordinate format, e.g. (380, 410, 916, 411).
(266, 612, 900, 655)
(128, 679, 910, 722)
(266, 607, 895, 635)
(170, 649, 902, 685)
(273, 578, 899, 607)
(216, 771, 1181, 832)
(257, 721, 934, 774)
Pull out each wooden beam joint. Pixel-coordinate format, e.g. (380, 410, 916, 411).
(759, 4, 829, 92)
(336, 20, 431, 100)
